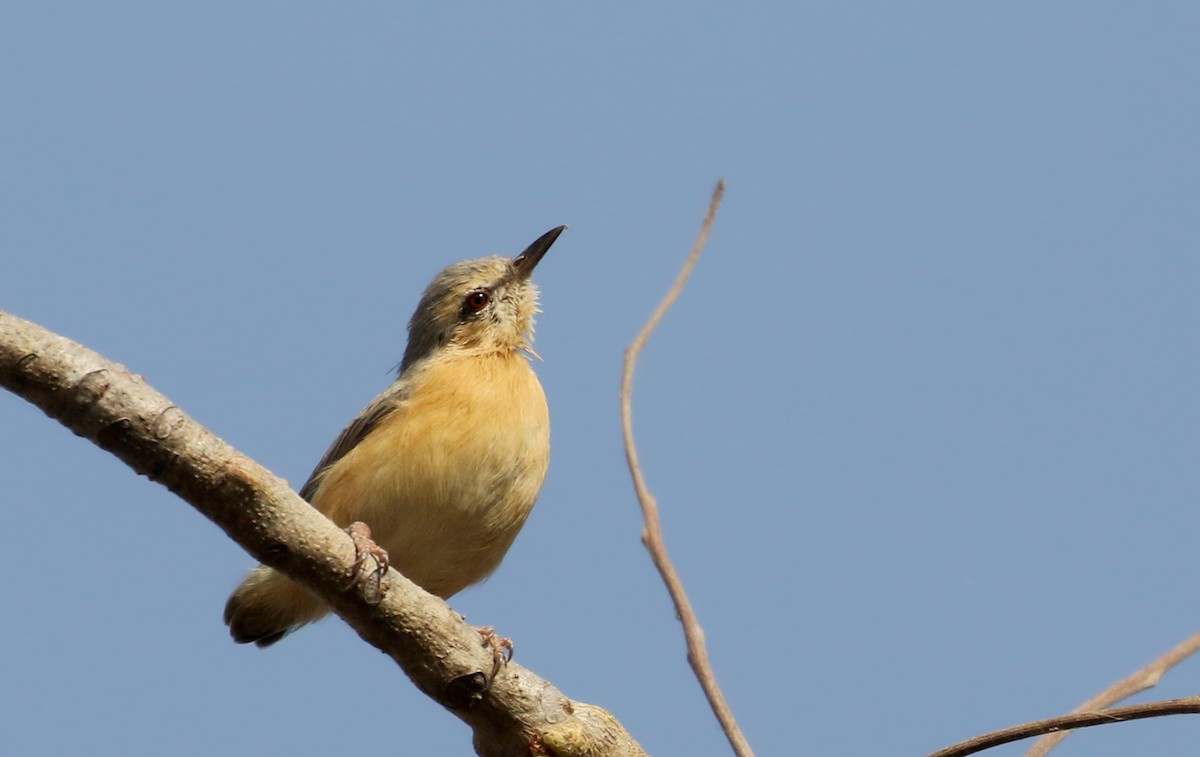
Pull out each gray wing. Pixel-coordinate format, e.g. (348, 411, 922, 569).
(297, 379, 411, 503)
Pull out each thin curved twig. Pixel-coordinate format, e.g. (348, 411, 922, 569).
(620, 180, 754, 757)
(927, 696, 1200, 757)
(1025, 630, 1200, 756)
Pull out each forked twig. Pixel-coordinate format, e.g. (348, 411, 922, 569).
(928, 696, 1200, 757)
(1025, 630, 1200, 755)
(620, 180, 753, 757)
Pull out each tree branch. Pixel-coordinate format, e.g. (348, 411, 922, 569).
(927, 696, 1200, 757)
(1025, 631, 1200, 755)
(0, 308, 646, 757)
(620, 180, 753, 757)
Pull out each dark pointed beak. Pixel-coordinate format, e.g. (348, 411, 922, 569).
(512, 225, 567, 279)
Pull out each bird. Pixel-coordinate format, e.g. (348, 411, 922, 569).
(224, 226, 565, 648)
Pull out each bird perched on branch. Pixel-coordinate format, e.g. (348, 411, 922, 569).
(224, 226, 566, 647)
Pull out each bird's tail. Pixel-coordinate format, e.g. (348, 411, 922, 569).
(223, 565, 329, 647)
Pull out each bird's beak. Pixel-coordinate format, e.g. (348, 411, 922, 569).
(512, 225, 567, 280)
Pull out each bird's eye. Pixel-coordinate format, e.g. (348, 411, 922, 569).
(463, 289, 491, 314)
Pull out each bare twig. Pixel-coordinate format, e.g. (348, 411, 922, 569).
(620, 180, 753, 757)
(1025, 631, 1200, 756)
(0, 309, 646, 757)
(927, 696, 1200, 757)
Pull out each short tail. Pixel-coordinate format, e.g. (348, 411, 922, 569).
(223, 565, 329, 647)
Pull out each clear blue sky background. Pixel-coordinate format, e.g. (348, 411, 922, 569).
(3, 5, 1198, 756)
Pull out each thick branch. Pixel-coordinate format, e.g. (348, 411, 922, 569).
(0, 308, 645, 757)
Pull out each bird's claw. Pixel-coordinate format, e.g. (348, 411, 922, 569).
(477, 626, 514, 679)
(345, 521, 389, 604)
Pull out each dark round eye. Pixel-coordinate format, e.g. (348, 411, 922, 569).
(463, 289, 491, 314)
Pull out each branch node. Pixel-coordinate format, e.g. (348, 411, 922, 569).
(152, 405, 187, 440)
(444, 671, 489, 710)
(74, 369, 112, 407)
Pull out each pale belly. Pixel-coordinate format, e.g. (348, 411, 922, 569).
(311, 352, 550, 598)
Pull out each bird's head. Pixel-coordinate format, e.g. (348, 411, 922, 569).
(399, 226, 566, 372)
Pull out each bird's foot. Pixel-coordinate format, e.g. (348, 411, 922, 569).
(477, 626, 514, 679)
(344, 521, 389, 604)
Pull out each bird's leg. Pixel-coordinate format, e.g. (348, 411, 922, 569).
(476, 626, 514, 679)
(344, 521, 389, 604)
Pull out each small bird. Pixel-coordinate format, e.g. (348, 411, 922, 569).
(224, 226, 565, 647)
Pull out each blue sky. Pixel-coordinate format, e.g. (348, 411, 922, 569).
(3, 4, 1199, 755)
